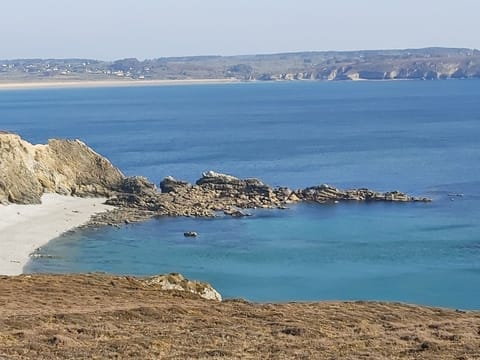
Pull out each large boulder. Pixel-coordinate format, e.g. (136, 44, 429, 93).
(106, 176, 166, 212)
(159, 176, 191, 193)
(196, 170, 271, 197)
(195, 170, 242, 186)
(117, 176, 157, 196)
(142, 273, 222, 301)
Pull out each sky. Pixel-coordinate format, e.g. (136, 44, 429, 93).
(1, 0, 478, 60)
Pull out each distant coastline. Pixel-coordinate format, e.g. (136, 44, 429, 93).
(1, 47, 479, 85)
(0, 77, 477, 92)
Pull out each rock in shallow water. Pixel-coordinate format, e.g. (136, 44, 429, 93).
(184, 231, 198, 237)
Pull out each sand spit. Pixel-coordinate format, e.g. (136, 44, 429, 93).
(0, 78, 239, 91)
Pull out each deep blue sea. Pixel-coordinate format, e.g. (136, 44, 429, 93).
(1, 81, 479, 309)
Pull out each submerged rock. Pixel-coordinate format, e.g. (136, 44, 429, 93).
(184, 231, 198, 237)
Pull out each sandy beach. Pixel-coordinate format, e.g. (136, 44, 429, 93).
(0, 78, 239, 91)
(0, 193, 113, 275)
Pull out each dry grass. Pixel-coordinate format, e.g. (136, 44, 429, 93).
(0, 274, 479, 359)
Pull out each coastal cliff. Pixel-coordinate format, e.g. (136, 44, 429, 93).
(0, 133, 124, 204)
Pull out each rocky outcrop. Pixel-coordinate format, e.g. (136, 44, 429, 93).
(295, 184, 430, 203)
(141, 273, 222, 301)
(98, 170, 430, 226)
(0, 133, 124, 204)
(159, 176, 190, 193)
(107, 176, 164, 211)
(1, 134, 431, 226)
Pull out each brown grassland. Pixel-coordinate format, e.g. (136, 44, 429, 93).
(0, 274, 479, 359)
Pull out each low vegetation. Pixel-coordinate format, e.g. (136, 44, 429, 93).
(1, 274, 479, 359)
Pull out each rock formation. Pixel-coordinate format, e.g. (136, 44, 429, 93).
(1, 133, 431, 226)
(99, 170, 430, 226)
(142, 273, 222, 301)
(295, 184, 428, 203)
(0, 133, 124, 204)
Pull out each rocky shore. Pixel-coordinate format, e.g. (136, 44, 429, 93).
(0, 133, 431, 228)
(92, 171, 430, 226)
(83, 170, 432, 227)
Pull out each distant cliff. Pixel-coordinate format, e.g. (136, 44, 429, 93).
(0, 133, 124, 204)
(1, 47, 479, 83)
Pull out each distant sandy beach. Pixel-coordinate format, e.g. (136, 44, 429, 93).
(0, 194, 113, 275)
(0, 78, 239, 90)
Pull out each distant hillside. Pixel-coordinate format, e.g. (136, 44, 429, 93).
(1, 47, 479, 82)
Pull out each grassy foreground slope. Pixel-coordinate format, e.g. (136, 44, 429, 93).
(0, 274, 479, 359)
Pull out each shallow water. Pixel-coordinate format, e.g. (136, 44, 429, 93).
(1, 80, 479, 308)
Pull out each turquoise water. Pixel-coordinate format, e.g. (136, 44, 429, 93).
(1, 81, 479, 308)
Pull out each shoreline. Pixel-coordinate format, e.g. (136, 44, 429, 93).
(0, 78, 240, 90)
(0, 193, 114, 275)
(0, 77, 474, 91)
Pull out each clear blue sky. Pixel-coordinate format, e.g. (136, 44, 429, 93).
(1, 0, 478, 60)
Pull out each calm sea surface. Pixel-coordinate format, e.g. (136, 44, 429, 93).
(1, 81, 479, 308)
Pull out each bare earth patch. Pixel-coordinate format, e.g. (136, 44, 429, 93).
(0, 274, 479, 359)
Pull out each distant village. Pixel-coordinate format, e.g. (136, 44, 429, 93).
(0, 59, 152, 80)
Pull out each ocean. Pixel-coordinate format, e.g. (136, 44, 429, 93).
(1, 80, 479, 309)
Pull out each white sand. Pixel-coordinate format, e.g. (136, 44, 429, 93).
(0, 78, 239, 90)
(0, 193, 114, 275)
